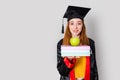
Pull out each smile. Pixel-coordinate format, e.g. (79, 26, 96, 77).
(73, 30, 79, 33)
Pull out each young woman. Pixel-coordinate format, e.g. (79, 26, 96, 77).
(57, 6, 98, 80)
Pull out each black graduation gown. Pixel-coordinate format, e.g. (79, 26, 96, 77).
(57, 38, 99, 80)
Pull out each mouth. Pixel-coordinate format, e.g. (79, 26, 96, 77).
(73, 30, 79, 33)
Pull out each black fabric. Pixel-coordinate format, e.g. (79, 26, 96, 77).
(57, 38, 99, 80)
(63, 6, 91, 21)
(57, 39, 71, 76)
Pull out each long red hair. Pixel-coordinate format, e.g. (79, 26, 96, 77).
(62, 20, 89, 45)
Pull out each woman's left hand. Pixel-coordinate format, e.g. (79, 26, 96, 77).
(75, 56, 81, 58)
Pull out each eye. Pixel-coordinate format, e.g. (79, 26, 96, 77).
(78, 22, 82, 25)
(70, 22, 74, 25)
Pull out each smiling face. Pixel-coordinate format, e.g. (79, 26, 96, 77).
(69, 18, 83, 37)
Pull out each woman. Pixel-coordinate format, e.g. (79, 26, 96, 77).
(57, 6, 98, 80)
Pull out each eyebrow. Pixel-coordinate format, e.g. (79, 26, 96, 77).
(77, 21, 82, 22)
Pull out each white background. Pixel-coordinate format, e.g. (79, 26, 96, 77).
(0, 0, 120, 80)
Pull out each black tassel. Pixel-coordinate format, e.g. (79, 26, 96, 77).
(62, 24, 64, 33)
(62, 18, 64, 33)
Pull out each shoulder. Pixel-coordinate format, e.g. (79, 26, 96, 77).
(57, 38, 63, 49)
(57, 38, 63, 45)
(88, 37, 95, 46)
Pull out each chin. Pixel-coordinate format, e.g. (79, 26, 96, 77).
(75, 32, 80, 35)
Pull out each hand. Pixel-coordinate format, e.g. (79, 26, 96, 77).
(75, 56, 81, 58)
(67, 56, 75, 61)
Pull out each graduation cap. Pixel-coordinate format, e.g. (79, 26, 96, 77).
(62, 5, 91, 33)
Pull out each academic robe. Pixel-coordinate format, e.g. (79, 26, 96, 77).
(57, 38, 98, 80)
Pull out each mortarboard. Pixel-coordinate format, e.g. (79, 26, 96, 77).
(62, 5, 91, 33)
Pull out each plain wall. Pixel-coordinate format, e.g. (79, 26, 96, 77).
(0, 0, 120, 80)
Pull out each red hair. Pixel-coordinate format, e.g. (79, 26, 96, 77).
(62, 20, 89, 45)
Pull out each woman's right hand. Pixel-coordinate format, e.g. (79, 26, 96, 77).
(67, 56, 76, 61)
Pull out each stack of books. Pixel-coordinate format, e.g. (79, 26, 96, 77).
(61, 45, 90, 56)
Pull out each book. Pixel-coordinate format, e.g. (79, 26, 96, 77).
(61, 45, 90, 56)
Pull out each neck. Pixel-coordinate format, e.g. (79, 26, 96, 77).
(72, 35, 80, 38)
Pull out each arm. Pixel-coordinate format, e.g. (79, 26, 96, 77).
(57, 39, 75, 76)
(90, 39, 99, 80)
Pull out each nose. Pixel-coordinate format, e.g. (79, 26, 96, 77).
(74, 24, 78, 29)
